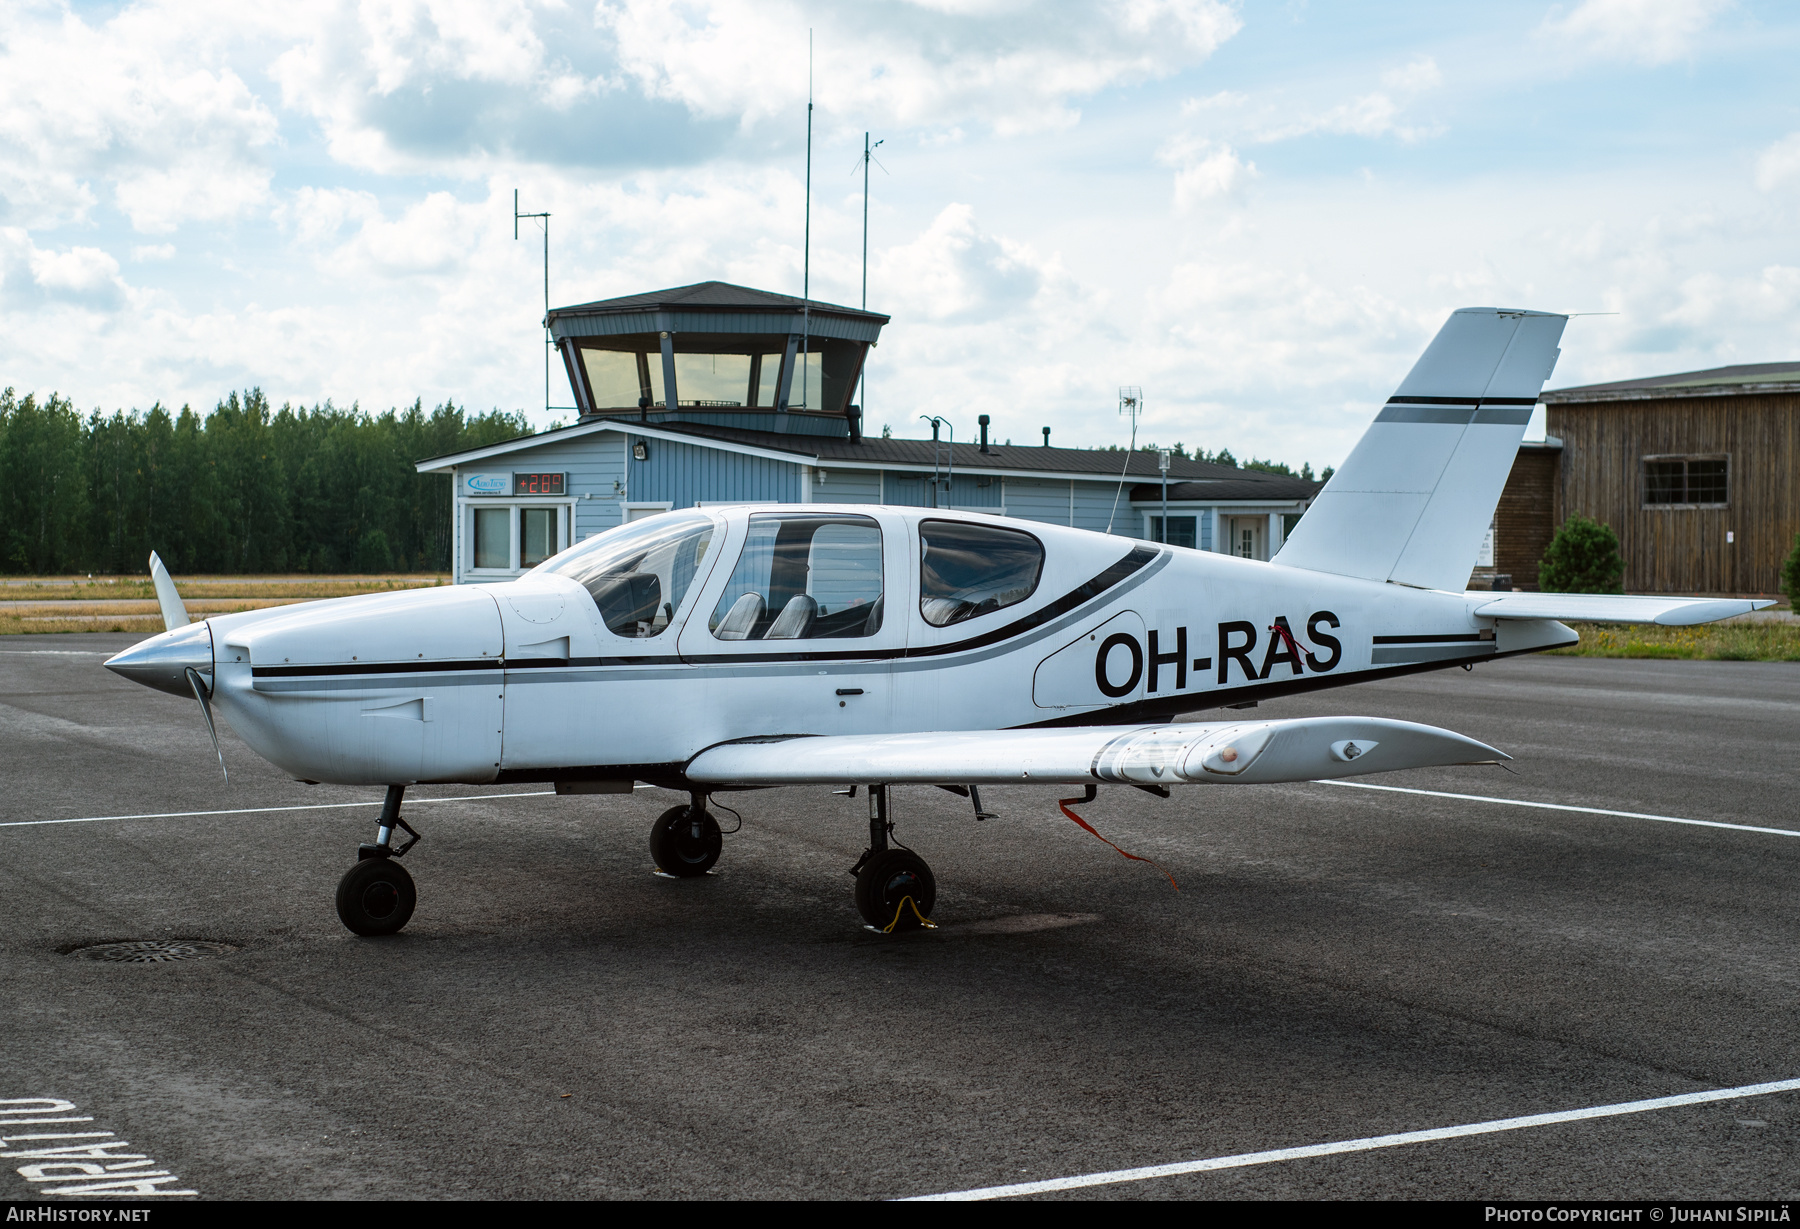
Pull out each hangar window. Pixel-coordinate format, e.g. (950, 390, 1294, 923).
(535, 511, 715, 639)
(473, 508, 510, 570)
(919, 519, 1044, 627)
(709, 514, 884, 641)
(1642, 455, 1729, 508)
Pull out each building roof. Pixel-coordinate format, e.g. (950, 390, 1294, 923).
(417, 414, 1317, 498)
(1130, 477, 1323, 503)
(630, 418, 1305, 483)
(1543, 361, 1800, 404)
(548, 280, 889, 324)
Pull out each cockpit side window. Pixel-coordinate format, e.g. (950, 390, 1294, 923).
(534, 511, 714, 638)
(709, 514, 884, 641)
(919, 519, 1044, 627)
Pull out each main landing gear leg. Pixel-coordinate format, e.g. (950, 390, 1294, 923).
(649, 792, 722, 877)
(850, 784, 936, 932)
(335, 784, 419, 937)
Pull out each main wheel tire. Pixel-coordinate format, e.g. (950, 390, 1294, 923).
(854, 848, 936, 931)
(335, 856, 417, 936)
(649, 805, 722, 877)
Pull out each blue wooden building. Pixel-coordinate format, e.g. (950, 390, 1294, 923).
(415, 281, 1319, 582)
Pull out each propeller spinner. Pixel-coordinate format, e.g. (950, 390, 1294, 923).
(103, 552, 226, 779)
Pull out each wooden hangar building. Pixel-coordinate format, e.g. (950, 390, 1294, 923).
(416, 282, 1320, 583)
(1484, 362, 1799, 594)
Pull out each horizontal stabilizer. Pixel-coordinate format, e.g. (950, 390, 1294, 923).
(687, 717, 1505, 789)
(1473, 594, 1774, 626)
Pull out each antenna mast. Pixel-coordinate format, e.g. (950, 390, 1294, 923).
(859, 132, 883, 417)
(799, 30, 813, 414)
(514, 189, 552, 419)
(1105, 386, 1143, 535)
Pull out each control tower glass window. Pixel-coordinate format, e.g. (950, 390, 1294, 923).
(787, 339, 861, 413)
(674, 353, 751, 406)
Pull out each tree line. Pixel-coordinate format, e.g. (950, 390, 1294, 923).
(1097, 441, 1334, 483)
(0, 388, 528, 575)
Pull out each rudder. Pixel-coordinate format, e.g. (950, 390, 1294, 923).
(1273, 308, 1567, 592)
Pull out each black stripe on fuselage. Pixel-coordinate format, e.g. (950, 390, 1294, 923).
(251, 658, 503, 678)
(1371, 633, 1486, 644)
(249, 545, 1162, 679)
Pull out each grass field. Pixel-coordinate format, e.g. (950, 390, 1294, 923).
(0, 575, 448, 634)
(1546, 617, 1800, 662)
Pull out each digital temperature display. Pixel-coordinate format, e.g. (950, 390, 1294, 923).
(514, 472, 566, 495)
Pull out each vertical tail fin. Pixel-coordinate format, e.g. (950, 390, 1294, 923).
(1273, 307, 1567, 592)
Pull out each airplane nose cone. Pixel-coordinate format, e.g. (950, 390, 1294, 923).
(105, 621, 214, 696)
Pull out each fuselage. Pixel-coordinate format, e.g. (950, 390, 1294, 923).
(116, 505, 1576, 788)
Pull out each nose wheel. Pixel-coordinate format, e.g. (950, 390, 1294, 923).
(650, 802, 722, 877)
(336, 856, 416, 936)
(335, 784, 420, 936)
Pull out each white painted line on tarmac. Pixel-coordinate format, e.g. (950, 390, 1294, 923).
(3, 790, 565, 829)
(905, 1076, 1800, 1201)
(1314, 779, 1800, 838)
(0, 650, 112, 656)
(2, 783, 667, 830)
(1, 1097, 195, 1197)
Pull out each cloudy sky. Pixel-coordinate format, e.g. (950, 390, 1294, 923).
(3, 0, 1796, 469)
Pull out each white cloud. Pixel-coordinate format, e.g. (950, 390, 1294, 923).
(1539, 0, 1731, 66)
(1755, 133, 1800, 192)
(131, 244, 177, 262)
(278, 187, 384, 250)
(1160, 138, 1256, 209)
(874, 203, 1054, 322)
(0, 1, 280, 231)
(1257, 56, 1443, 143)
(1380, 56, 1443, 94)
(0, 227, 128, 308)
(599, 0, 1240, 137)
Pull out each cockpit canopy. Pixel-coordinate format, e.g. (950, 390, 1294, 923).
(535, 509, 1050, 643)
(534, 510, 714, 638)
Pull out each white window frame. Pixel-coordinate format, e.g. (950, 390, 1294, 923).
(457, 497, 577, 581)
(624, 501, 675, 522)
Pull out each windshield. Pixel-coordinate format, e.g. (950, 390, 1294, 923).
(534, 511, 716, 638)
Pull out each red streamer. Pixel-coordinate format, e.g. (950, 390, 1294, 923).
(1057, 797, 1180, 891)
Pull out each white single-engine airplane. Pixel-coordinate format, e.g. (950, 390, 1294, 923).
(105, 309, 1772, 935)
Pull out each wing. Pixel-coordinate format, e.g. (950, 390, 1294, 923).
(1472, 594, 1772, 626)
(687, 717, 1504, 789)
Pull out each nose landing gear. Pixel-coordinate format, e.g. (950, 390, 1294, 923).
(335, 785, 419, 936)
(650, 797, 722, 877)
(849, 785, 936, 931)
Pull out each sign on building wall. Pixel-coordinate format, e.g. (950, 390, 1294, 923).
(1477, 516, 1495, 568)
(463, 472, 511, 497)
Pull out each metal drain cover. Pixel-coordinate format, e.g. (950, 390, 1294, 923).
(71, 940, 238, 963)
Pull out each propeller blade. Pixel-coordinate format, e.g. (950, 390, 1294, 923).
(184, 666, 227, 781)
(149, 552, 189, 632)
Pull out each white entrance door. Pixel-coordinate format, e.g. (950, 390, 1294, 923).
(1230, 517, 1265, 561)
